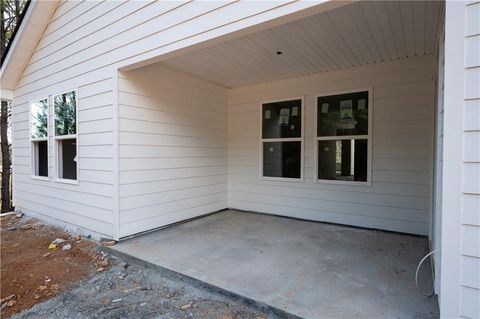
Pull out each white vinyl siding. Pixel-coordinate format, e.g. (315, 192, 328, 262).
(461, 2, 480, 318)
(10, 1, 324, 238)
(228, 55, 434, 235)
(12, 79, 115, 237)
(117, 64, 228, 238)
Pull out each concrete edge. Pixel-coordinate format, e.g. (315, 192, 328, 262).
(102, 246, 304, 319)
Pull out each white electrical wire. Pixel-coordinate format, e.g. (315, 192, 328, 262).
(415, 249, 440, 297)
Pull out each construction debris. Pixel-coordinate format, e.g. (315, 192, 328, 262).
(0, 211, 16, 217)
(100, 240, 117, 247)
(180, 303, 192, 310)
(37, 286, 48, 292)
(51, 238, 66, 245)
(0, 294, 16, 304)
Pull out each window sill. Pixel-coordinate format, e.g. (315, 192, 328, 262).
(314, 179, 372, 187)
(55, 178, 79, 185)
(260, 176, 304, 183)
(31, 176, 50, 182)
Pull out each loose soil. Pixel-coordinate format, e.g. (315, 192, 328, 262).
(0, 215, 110, 318)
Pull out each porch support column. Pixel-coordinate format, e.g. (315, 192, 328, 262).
(440, 1, 464, 317)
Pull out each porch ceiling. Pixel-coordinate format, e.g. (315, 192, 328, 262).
(162, 0, 443, 88)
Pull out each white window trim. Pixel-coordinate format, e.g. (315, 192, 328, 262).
(53, 89, 79, 185)
(314, 88, 373, 187)
(259, 96, 305, 182)
(29, 97, 50, 181)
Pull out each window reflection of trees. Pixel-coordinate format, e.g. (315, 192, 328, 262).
(54, 91, 76, 136)
(31, 99, 48, 138)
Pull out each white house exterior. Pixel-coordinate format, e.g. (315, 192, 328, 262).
(0, 1, 478, 318)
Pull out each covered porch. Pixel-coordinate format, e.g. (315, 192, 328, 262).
(112, 210, 438, 318)
(114, 1, 444, 317)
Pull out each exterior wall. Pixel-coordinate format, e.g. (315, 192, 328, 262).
(10, 0, 327, 239)
(442, 2, 480, 317)
(12, 77, 115, 238)
(227, 55, 435, 236)
(461, 2, 480, 318)
(117, 64, 228, 238)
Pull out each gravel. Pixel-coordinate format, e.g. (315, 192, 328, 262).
(12, 254, 274, 319)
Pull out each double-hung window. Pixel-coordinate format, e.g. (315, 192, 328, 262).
(315, 90, 372, 185)
(261, 98, 303, 180)
(30, 99, 49, 179)
(54, 90, 78, 182)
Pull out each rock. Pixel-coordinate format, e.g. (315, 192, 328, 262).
(51, 238, 66, 244)
(38, 285, 48, 292)
(118, 273, 127, 280)
(6, 300, 17, 307)
(121, 262, 129, 269)
(97, 267, 105, 272)
(62, 244, 72, 251)
(180, 303, 192, 310)
(0, 294, 16, 304)
(97, 259, 109, 268)
(101, 240, 116, 247)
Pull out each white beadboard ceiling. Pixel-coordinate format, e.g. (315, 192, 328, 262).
(162, 1, 443, 88)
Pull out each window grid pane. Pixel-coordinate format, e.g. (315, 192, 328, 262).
(262, 99, 302, 139)
(31, 99, 48, 139)
(54, 91, 77, 136)
(263, 141, 301, 179)
(33, 140, 48, 177)
(317, 91, 368, 137)
(59, 138, 77, 180)
(318, 139, 367, 182)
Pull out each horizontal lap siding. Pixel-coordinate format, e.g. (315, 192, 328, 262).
(227, 56, 435, 235)
(12, 75, 115, 237)
(118, 64, 228, 237)
(461, 3, 480, 318)
(11, 0, 322, 239)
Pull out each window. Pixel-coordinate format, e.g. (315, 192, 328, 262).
(30, 99, 49, 178)
(315, 90, 371, 184)
(261, 98, 303, 180)
(54, 90, 77, 181)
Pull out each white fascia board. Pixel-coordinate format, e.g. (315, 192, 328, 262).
(0, 0, 59, 90)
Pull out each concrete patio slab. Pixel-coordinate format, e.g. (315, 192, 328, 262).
(111, 210, 439, 319)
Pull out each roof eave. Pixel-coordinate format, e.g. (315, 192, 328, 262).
(0, 0, 59, 92)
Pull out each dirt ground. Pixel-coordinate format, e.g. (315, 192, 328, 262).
(1, 215, 275, 319)
(0, 214, 110, 318)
